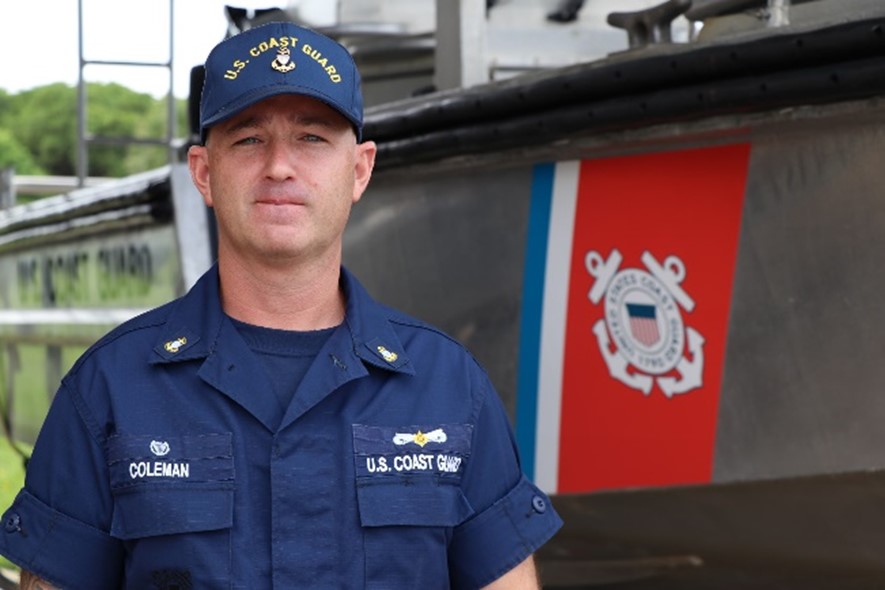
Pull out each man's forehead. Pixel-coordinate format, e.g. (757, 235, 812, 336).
(219, 95, 350, 130)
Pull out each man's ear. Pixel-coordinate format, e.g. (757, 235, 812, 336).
(352, 140, 377, 204)
(188, 144, 214, 207)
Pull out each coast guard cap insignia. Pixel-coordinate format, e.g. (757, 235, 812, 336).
(164, 337, 188, 354)
(271, 47, 296, 73)
(393, 428, 447, 447)
(586, 249, 706, 398)
(150, 440, 171, 457)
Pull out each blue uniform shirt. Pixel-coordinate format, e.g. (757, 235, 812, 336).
(0, 266, 561, 589)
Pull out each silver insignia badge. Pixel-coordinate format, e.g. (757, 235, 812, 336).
(271, 47, 296, 73)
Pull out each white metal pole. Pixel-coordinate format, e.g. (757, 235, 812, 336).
(435, 0, 488, 91)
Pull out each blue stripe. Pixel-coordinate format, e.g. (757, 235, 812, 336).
(515, 163, 555, 482)
(626, 303, 656, 319)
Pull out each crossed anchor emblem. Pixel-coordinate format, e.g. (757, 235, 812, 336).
(586, 249, 705, 398)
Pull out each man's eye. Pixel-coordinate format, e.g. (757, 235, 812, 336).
(303, 134, 325, 143)
(234, 136, 260, 145)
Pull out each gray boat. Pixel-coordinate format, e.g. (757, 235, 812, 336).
(3, 0, 885, 586)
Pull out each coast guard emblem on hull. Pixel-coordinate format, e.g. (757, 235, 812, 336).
(586, 249, 705, 397)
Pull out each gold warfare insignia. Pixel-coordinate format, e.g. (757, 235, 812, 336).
(164, 337, 187, 354)
(271, 47, 296, 73)
(377, 345, 398, 363)
(393, 428, 447, 447)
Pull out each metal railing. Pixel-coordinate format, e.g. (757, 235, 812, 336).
(76, 0, 178, 187)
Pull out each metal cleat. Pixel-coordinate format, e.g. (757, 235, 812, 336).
(607, 0, 693, 48)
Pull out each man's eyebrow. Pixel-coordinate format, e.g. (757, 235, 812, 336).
(223, 112, 343, 135)
(224, 115, 267, 135)
(289, 112, 343, 130)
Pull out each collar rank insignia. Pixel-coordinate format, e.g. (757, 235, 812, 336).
(164, 337, 188, 354)
(376, 345, 398, 363)
(393, 428, 447, 447)
(271, 47, 296, 73)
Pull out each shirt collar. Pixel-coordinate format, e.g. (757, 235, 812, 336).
(150, 265, 415, 376)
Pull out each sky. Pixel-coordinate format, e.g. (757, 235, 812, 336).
(1, 0, 671, 100)
(1, 0, 335, 99)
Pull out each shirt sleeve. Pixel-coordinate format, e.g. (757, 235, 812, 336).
(448, 374, 562, 589)
(0, 380, 124, 590)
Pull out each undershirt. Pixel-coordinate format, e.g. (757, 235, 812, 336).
(229, 316, 336, 425)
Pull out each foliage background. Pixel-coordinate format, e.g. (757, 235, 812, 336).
(0, 83, 189, 182)
(0, 438, 27, 571)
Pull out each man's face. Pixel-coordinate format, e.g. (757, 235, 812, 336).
(188, 94, 376, 269)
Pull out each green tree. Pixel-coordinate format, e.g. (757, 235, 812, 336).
(123, 92, 188, 173)
(4, 83, 189, 180)
(0, 128, 45, 175)
(0, 88, 12, 128)
(87, 83, 163, 177)
(7, 83, 77, 176)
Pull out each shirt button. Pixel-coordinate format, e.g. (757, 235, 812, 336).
(4, 512, 21, 533)
(531, 495, 547, 514)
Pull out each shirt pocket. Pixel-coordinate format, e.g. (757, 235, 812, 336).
(106, 433, 235, 539)
(353, 424, 475, 588)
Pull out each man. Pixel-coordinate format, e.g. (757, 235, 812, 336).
(1, 21, 561, 589)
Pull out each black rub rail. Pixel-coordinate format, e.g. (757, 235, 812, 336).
(364, 15, 885, 169)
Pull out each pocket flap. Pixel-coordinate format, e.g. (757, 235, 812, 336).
(356, 480, 474, 528)
(108, 433, 235, 539)
(111, 484, 234, 539)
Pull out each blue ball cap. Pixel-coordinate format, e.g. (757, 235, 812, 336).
(199, 22, 364, 142)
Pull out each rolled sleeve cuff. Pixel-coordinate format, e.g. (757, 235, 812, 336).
(449, 475, 562, 589)
(0, 490, 123, 590)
